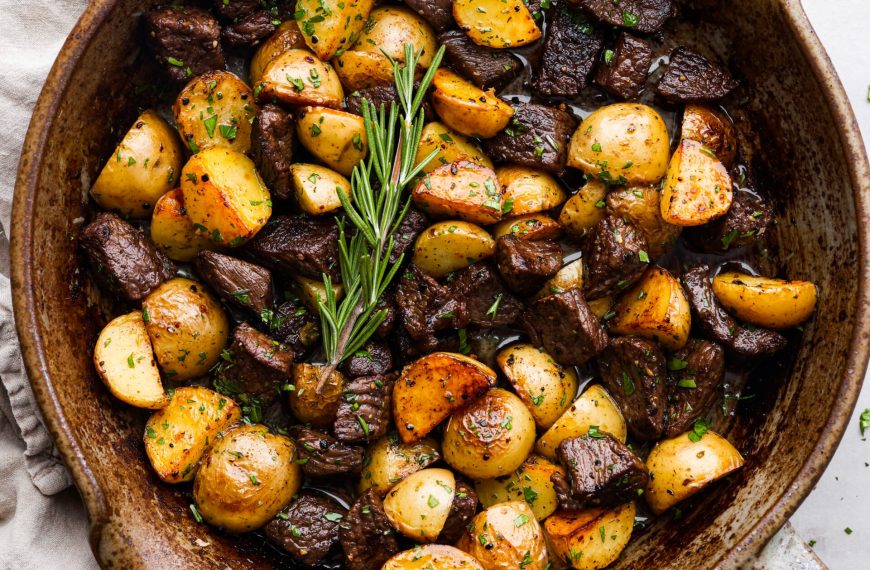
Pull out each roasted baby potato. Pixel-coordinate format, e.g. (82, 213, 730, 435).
(249, 20, 307, 84)
(453, 0, 541, 48)
(608, 266, 691, 350)
(443, 388, 536, 479)
(497, 344, 579, 429)
(457, 502, 548, 569)
(257, 49, 344, 108)
(142, 278, 229, 381)
(431, 69, 515, 138)
(359, 433, 442, 494)
(544, 502, 636, 570)
(681, 104, 737, 168)
(534, 259, 584, 301)
(296, 106, 367, 176)
(474, 455, 566, 521)
(332, 50, 395, 92)
(497, 166, 567, 217)
(383, 468, 456, 542)
(288, 163, 351, 215)
(413, 160, 503, 225)
(645, 429, 745, 515)
(536, 384, 627, 461)
(661, 139, 733, 226)
(292, 274, 345, 312)
(173, 70, 256, 154)
(588, 296, 615, 320)
(416, 122, 495, 174)
(606, 184, 681, 259)
(712, 272, 818, 329)
(382, 545, 485, 570)
(180, 147, 272, 246)
(144, 386, 240, 483)
(150, 188, 214, 262)
(94, 311, 167, 410)
(295, 0, 375, 60)
(193, 424, 301, 532)
(394, 352, 497, 443)
(492, 214, 562, 242)
(568, 103, 670, 185)
(412, 221, 496, 278)
(289, 363, 346, 428)
(90, 110, 184, 218)
(559, 180, 608, 238)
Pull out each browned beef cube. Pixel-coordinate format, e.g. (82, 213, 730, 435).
(594, 33, 653, 100)
(665, 339, 725, 438)
(655, 46, 739, 103)
(294, 427, 364, 477)
(484, 103, 577, 173)
(532, 6, 603, 98)
(268, 300, 320, 354)
(390, 207, 429, 264)
(437, 481, 478, 543)
(495, 235, 562, 296)
(212, 0, 262, 21)
(251, 104, 294, 201)
(80, 212, 175, 303)
(145, 6, 225, 84)
(340, 489, 399, 570)
(222, 10, 276, 46)
(684, 186, 774, 253)
(341, 340, 393, 378)
(403, 0, 454, 31)
(194, 250, 273, 314)
(439, 30, 523, 90)
(245, 215, 340, 281)
(523, 288, 609, 366)
(569, 0, 675, 34)
(334, 375, 394, 443)
(552, 433, 649, 510)
(582, 215, 649, 300)
(217, 322, 293, 405)
(453, 263, 524, 327)
(597, 336, 667, 440)
(375, 290, 398, 338)
(395, 265, 469, 353)
(265, 493, 346, 566)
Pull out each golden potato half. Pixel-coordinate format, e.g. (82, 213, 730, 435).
(712, 272, 817, 329)
(457, 502, 548, 569)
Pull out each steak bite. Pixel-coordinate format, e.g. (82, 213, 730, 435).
(340, 489, 399, 570)
(684, 187, 774, 253)
(194, 250, 274, 314)
(268, 300, 321, 354)
(251, 104, 295, 201)
(484, 103, 577, 173)
(217, 322, 293, 405)
(402, 0, 454, 32)
(395, 265, 469, 353)
(222, 10, 276, 47)
(340, 340, 394, 378)
(495, 235, 563, 296)
(597, 336, 667, 440)
(582, 215, 649, 300)
(593, 33, 653, 100)
(452, 263, 524, 327)
(569, 0, 676, 34)
(665, 339, 725, 437)
(334, 374, 395, 443)
(523, 288, 609, 366)
(439, 30, 523, 90)
(437, 481, 479, 543)
(212, 0, 262, 21)
(655, 46, 739, 103)
(532, 5, 604, 98)
(682, 265, 787, 358)
(294, 427, 365, 477)
(245, 216, 340, 281)
(389, 207, 429, 264)
(265, 493, 346, 566)
(552, 433, 649, 510)
(80, 212, 176, 303)
(145, 6, 225, 84)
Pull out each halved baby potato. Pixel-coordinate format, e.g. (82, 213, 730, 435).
(416, 122, 494, 174)
(249, 20, 307, 84)
(412, 221, 496, 277)
(534, 259, 584, 301)
(292, 274, 345, 312)
(333, 51, 395, 92)
(180, 147, 272, 246)
(492, 214, 562, 242)
(295, 0, 375, 61)
(94, 311, 167, 410)
(544, 502, 636, 570)
(382, 545, 484, 570)
(661, 139, 733, 226)
(712, 272, 818, 329)
(296, 106, 367, 176)
(588, 295, 615, 320)
(289, 363, 346, 428)
(608, 266, 691, 350)
(431, 69, 514, 138)
(497, 166, 567, 217)
(90, 110, 184, 218)
(456, 502, 548, 569)
(559, 179, 608, 238)
(359, 433, 441, 494)
(394, 352, 497, 443)
(144, 386, 241, 483)
(383, 468, 456, 542)
(681, 104, 737, 168)
(173, 70, 257, 154)
(606, 184, 681, 259)
(150, 189, 214, 262)
(536, 384, 626, 461)
(474, 455, 566, 521)
(289, 163, 351, 215)
(645, 429, 745, 515)
(257, 49, 344, 108)
(453, 0, 541, 48)
(413, 160, 503, 225)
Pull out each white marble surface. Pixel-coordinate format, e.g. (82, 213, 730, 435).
(788, 1, 870, 568)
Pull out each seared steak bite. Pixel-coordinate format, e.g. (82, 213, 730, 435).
(245, 216, 340, 281)
(268, 300, 320, 354)
(484, 103, 577, 173)
(532, 5, 604, 98)
(222, 10, 276, 46)
(216, 322, 293, 405)
(80, 212, 176, 303)
(334, 374, 395, 443)
(582, 215, 649, 300)
(340, 340, 394, 378)
(212, 0, 262, 21)
(145, 6, 225, 84)
(684, 187, 774, 253)
(495, 235, 563, 296)
(294, 427, 365, 477)
(439, 30, 523, 90)
(251, 103, 295, 201)
(265, 493, 346, 566)
(340, 489, 399, 570)
(523, 288, 609, 366)
(395, 265, 469, 353)
(593, 33, 653, 100)
(597, 336, 667, 440)
(452, 262, 524, 327)
(194, 250, 274, 314)
(655, 46, 739, 103)
(402, 0, 454, 31)
(569, 0, 676, 34)
(437, 481, 479, 543)
(665, 339, 725, 437)
(389, 207, 429, 264)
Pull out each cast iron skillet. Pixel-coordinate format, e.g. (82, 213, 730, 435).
(10, 0, 870, 567)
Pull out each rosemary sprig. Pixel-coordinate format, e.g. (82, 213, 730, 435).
(316, 44, 445, 385)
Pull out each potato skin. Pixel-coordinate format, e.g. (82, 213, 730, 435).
(681, 104, 737, 167)
(453, 0, 541, 48)
(193, 424, 301, 532)
(474, 455, 565, 521)
(497, 166, 567, 217)
(559, 180, 608, 239)
(292, 275, 345, 312)
(142, 278, 229, 381)
(431, 69, 515, 138)
(712, 272, 817, 329)
(544, 502, 636, 569)
(568, 103, 670, 185)
(416, 122, 495, 174)
(661, 139, 733, 226)
(534, 259, 584, 301)
(90, 110, 183, 218)
(289, 163, 351, 215)
(457, 502, 548, 569)
(608, 266, 691, 350)
(296, 106, 367, 176)
(296, 0, 375, 60)
(412, 221, 496, 278)
(383, 545, 484, 570)
(249, 20, 307, 84)
(536, 384, 626, 461)
(288, 363, 345, 428)
(383, 468, 456, 542)
(606, 184, 681, 259)
(443, 388, 536, 479)
(492, 214, 562, 242)
(150, 189, 214, 262)
(257, 49, 344, 108)
(413, 160, 503, 225)
(359, 434, 441, 494)
(497, 344, 579, 429)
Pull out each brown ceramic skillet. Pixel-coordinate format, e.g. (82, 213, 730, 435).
(10, 0, 870, 567)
